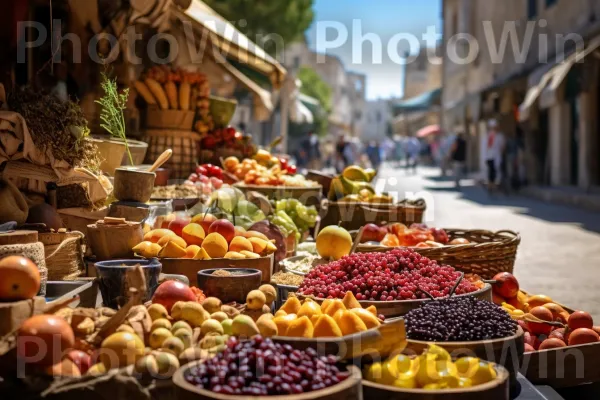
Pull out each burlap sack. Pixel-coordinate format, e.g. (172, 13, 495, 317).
(0, 179, 28, 224)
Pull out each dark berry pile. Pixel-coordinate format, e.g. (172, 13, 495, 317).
(405, 297, 518, 341)
(184, 336, 349, 396)
(299, 248, 478, 301)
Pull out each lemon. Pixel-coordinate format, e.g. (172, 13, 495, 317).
(455, 357, 480, 378)
(364, 362, 383, 383)
(415, 357, 442, 387)
(392, 375, 417, 389)
(471, 361, 497, 385)
(426, 344, 451, 362)
(393, 354, 415, 374)
(456, 377, 473, 388)
(380, 360, 399, 384)
(149, 328, 173, 349)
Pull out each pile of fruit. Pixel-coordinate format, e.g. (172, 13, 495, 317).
(184, 336, 350, 395)
(299, 247, 480, 301)
(364, 344, 499, 390)
(361, 223, 465, 248)
(273, 292, 381, 338)
(490, 273, 600, 352)
(404, 296, 518, 341)
(199, 126, 257, 161)
(133, 215, 277, 260)
(183, 164, 225, 195)
(273, 199, 318, 237)
(328, 166, 393, 204)
(223, 151, 317, 187)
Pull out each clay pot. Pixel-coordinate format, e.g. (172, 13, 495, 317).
(113, 168, 155, 202)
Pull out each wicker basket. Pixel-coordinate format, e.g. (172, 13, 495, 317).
(357, 229, 521, 279)
(320, 198, 426, 231)
(142, 129, 202, 180)
(144, 109, 195, 130)
(39, 231, 86, 281)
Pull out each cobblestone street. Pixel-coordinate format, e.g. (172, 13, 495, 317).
(382, 164, 600, 320)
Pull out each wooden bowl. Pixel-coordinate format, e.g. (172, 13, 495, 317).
(362, 364, 510, 400)
(113, 167, 156, 202)
(197, 268, 262, 303)
(298, 284, 492, 318)
(173, 364, 362, 400)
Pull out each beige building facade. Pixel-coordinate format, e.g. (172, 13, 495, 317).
(443, 0, 600, 186)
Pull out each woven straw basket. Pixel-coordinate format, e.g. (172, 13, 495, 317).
(357, 229, 521, 279)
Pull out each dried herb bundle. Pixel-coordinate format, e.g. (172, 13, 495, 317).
(8, 87, 100, 171)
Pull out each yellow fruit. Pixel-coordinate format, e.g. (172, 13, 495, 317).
(241, 251, 260, 259)
(135, 354, 159, 376)
(285, 316, 314, 338)
(231, 314, 260, 337)
(224, 251, 246, 259)
(316, 226, 353, 260)
(350, 308, 380, 329)
(201, 233, 228, 258)
(455, 357, 479, 378)
(151, 318, 172, 331)
(171, 321, 192, 333)
(155, 351, 180, 378)
(202, 297, 223, 314)
(181, 302, 208, 327)
(393, 375, 417, 389)
(144, 229, 174, 243)
(133, 241, 162, 258)
(149, 328, 173, 349)
(324, 299, 346, 317)
(147, 304, 169, 321)
(162, 336, 185, 356)
(297, 300, 322, 319)
(336, 311, 368, 335)
(221, 319, 233, 335)
(246, 290, 267, 310)
(229, 236, 253, 253)
(173, 328, 193, 349)
(171, 301, 185, 319)
(366, 305, 378, 316)
(274, 310, 287, 318)
(193, 247, 212, 260)
(158, 241, 187, 258)
(470, 361, 497, 385)
(342, 291, 361, 309)
(426, 344, 451, 362)
(320, 298, 333, 313)
(157, 235, 188, 249)
(365, 362, 383, 382)
(248, 237, 269, 254)
(273, 314, 297, 336)
(210, 312, 229, 322)
(313, 314, 343, 338)
(87, 363, 107, 376)
(380, 360, 399, 384)
(280, 296, 302, 314)
(392, 354, 415, 375)
(527, 294, 553, 309)
(423, 383, 443, 390)
(200, 319, 224, 338)
(259, 284, 277, 305)
(257, 317, 278, 337)
(100, 332, 145, 369)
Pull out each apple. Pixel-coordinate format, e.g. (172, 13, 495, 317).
(208, 219, 236, 243)
(192, 213, 218, 233)
(168, 217, 192, 237)
(66, 350, 92, 374)
(492, 272, 520, 299)
(152, 280, 196, 312)
(361, 224, 386, 243)
(160, 214, 177, 229)
(430, 228, 449, 244)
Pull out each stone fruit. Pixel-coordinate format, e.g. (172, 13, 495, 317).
(0, 256, 41, 301)
(100, 332, 145, 369)
(149, 328, 173, 349)
(132, 241, 162, 258)
(182, 223, 205, 246)
(143, 229, 174, 243)
(192, 247, 212, 260)
(17, 315, 75, 366)
(527, 294, 553, 309)
(366, 305, 378, 316)
(258, 284, 277, 305)
(162, 336, 185, 356)
(151, 319, 172, 331)
(45, 358, 81, 377)
(313, 314, 343, 337)
(568, 311, 594, 330)
(135, 355, 159, 376)
(158, 240, 187, 258)
(361, 223, 386, 243)
(285, 316, 314, 338)
(297, 300, 322, 319)
(316, 226, 352, 260)
(243, 230, 270, 241)
(256, 316, 278, 337)
(191, 213, 218, 234)
(157, 234, 187, 249)
(342, 291, 361, 309)
(65, 350, 92, 375)
(568, 328, 599, 345)
(231, 315, 259, 337)
(147, 304, 169, 321)
(208, 219, 236, 243)
(201, 233, 228, 258)
(210, 312, 228, 322)
(181, 302, 208, 327)
(168, 217, 192, 237)
(539, 338, 567, 350)
(542, 303, 566, 320)
(155, 352, 180, 378)
(224, 251, 246, 259)
(185, 245, 201, 259)
(202, 297, 223, 314)
(221, 319, 233, 335)
(152, 281, 196, 312)
(280, 296, 301, 314)
(229, 236, 253, 253)
(528, 306, 554, 336)
(350, 308, 381, 329)
(492, 272, 520, 299)
(336, 310, 368, 335)
(246, 290, 266, 310)
(593, 326, 600, 336)
(247, 237, 269, 254)
(200, 319, 224, 337)
(324, 299, 346, 317)
(160, 214, 177, 229)
(273, 314, 296, 336)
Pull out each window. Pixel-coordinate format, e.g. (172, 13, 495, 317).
(528, 0, 538, 19)
(546, 0, 557, 7)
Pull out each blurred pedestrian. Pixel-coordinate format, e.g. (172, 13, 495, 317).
(450, 132, 467, 188)
(405, 136, 420, 174)
(366, 141, 382, 169)
(302, 132, 321, 170)
(335, 135, 348, 172)
(484, 119, 506, 193)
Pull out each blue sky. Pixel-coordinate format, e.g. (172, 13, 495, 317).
(306, 0, 442, 100)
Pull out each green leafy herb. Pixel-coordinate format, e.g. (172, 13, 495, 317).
(95, 73, 133, 165)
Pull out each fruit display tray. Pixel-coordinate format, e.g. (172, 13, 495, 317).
(297, 284, 492, 318)
(233, 183, 323, 208)
(519, 294, 600, 388)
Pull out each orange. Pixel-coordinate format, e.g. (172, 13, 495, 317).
(0, 256, 41, 301)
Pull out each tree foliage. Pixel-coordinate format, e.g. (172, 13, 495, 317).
(297, 66, 332, 135)
(203, 0, 314, 56)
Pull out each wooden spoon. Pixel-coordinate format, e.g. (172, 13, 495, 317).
(148, 149, 173, 172)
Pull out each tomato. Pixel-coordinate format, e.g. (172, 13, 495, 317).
(279, 158, 289, 168)
(200, 136, 217, 150)
(286, 165, 297, 174)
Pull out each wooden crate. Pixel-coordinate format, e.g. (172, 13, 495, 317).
(159, 254, 274, 286)
(233, 183, 322, 207)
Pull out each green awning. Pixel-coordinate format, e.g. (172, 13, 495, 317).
(393, 88, 441, 114)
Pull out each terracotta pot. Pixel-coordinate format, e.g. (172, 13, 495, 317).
(113, 168, 156, 202)
(92, 138, 126, 176)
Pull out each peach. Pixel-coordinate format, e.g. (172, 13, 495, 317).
(234, 226, 247, 236)
(160, 214, 177, 229)
(539, 338, 566, 350)
(243, 231, 270, 241)
(248, 237, 268, 254)
(157, 235, 187, 249)
(528, 307, 554, 336)
(568, 328, 599, 346)
(158, 241, 187, 258)
(568, 311, 594, 331)
(208, 219, 236, 243)
(132, 241, 161, 258)
(201, 233, 228, 258)
(182, 223, 205, 246)
(143, 229, 175, 243)
(191, 213, 218, 234)
(240, 251, 260, 259)
(224, 251, 246, 259)
(185, 245, 201, 259)
(229, 236, 253, 253)
(168, 217, 192, 237)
